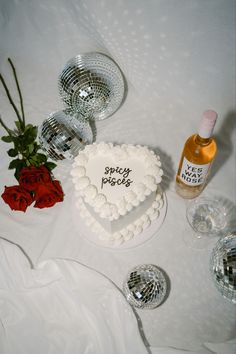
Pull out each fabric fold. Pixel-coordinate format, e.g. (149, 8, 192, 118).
(0, 238, 149, 354)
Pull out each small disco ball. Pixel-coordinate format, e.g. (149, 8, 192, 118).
(58, 52, 126, 121)
(210, 232, 236, 304)
(38, 110, 93, 161)
(123, 264, 167, 309)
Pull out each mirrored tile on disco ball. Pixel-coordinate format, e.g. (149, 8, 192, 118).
(123, 264, 168, 309)
(58, 52, 126, 121)
(38, 110, 93, 161)
(210, 232, 236, 304)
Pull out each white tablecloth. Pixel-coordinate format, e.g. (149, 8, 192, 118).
(0, 1, 236, 353)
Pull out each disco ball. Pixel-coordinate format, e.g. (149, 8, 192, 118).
(58, 52, 126, 121)
(123, 264, 167, 309)
(210, 232, 236, 304)
(38, 110, 93, 161)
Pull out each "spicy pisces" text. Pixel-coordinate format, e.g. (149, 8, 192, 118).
(101, 166, 133, 189)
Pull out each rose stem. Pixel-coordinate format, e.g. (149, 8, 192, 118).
(8, 58, 25, 128)
(0, 114, 13, 135)
(0, 73, 23, 128)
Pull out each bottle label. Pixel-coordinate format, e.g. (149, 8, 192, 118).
(179, 157, 210, 186)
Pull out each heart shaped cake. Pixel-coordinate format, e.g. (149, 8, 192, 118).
(71, 142, 164, 245)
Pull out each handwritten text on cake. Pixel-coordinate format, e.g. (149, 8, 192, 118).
(101, 166, 133, 189)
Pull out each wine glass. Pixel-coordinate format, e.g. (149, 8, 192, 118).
(183, 195, 236, 249)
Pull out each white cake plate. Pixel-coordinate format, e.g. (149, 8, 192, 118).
(72, 193, 167, 250)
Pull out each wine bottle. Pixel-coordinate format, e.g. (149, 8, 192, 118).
(175, 110, 218, 199)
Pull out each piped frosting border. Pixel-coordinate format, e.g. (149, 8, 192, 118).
(76, 187, 164, 246)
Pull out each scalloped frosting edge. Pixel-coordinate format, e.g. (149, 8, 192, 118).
(76, 187, 164, 245)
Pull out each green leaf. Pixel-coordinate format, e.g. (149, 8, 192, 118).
(8, 158, 22, 170)
(12, 137, 20, 150)
(25, 124, 33, 131)
(7, 148, 18, 157)
(15, 120, 23, 131)
(34, 153, 47, 164)
(14, 169, 21, 181)
(29, 125, 38, 136)
(28, 158, 37, 166)
(28, 153, 46, 166)
(28, 143, 34, 154)
(44, 161, 57, 171)
(2, 135, 13, 143)
(14, 160, 27, 180)
(33, 143, 40, 152)
(22, 126, 38, 145)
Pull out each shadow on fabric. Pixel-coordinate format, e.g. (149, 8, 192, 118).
(210, 110, 236, 182)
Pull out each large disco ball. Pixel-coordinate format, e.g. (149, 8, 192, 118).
(210, 232, 236, 304)
(38, 110, 93, 161)
(58, 52, 126, 121)
(123, 264, 167, 309)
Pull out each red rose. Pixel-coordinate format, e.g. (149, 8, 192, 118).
(1, 185, 34, 212)
(19, 165, 52, 192)
(34, 180, 64, 209)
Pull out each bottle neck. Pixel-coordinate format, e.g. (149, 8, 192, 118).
(195, 134, 211, 146)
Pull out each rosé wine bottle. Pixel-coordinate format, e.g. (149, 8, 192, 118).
(176, 110, 218, 199)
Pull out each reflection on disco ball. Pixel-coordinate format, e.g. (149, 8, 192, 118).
(58, 52, 126, 121)
(210, 232, 236, 304)
(123, 264, 167, 309)
(38, 110, 93, 161)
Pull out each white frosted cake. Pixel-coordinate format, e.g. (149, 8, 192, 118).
(71, 142, 164, 245)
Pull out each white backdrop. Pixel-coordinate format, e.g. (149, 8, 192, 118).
(0, 1, 236, 353)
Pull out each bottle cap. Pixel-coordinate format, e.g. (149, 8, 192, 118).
(198, 110, 218, 138)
